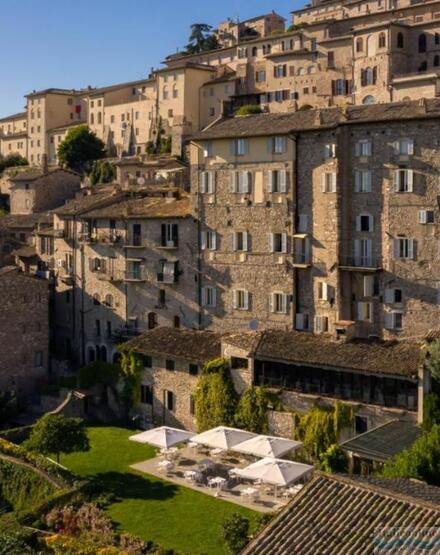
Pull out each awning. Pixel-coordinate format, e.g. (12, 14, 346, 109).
(192, 426, 256, 450)
(129, 426, 195, 449)
(234, 435, 302, 459)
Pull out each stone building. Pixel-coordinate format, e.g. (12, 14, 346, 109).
(191, 99, 440, 342)
(0, 267, 49, 400)
(51, 185, 199, 366)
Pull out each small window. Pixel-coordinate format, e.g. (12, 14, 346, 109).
(142, 355, 153, 368)
(140, 385, 153, 405)
(270, 232, 287, 254)
(397, 32, 404, 48)
(202, 286, 217, 307)
(166, 359, 175, 371)
(419, 210, 435, 224)
(165, 390, 175, 412)
(189, 364, 199, 376)
(34, 351, 43, 368)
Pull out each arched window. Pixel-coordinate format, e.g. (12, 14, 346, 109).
(252, 46, 258, 57)
(163, 86, 169, 100)
(298, 67, 305, 75)
(93, 293, 101, 306)
(362, 95, 376, 105)
(174, 315, 181, 329)
(419, 60, 428, 72)
(378, 32, 386, 48)
(100, 346, 108, 363)
(172, 85, 178, 99)
(148, 312, 158, 330)
(105, 294, 114, 308)
(397, 32, 404, 48)
(88, 347, 96, 363)
(435, 55, 440, 67)
(419, 33, 427, 53)
(436, 33, 440, 45)
(307, 65, 316, 74)
(361, 67, 377, 86)
(356, 38, 363, 53)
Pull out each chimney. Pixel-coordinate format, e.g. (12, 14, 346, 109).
(41, 154, 49, 175)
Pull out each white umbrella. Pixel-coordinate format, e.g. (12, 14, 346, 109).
(235, 458, 313, 487)
(129, 426, 195, 449)
(233, 435, 303, 459)
(191, 426, 256, 450)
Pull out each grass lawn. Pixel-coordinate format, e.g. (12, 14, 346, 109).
(63, 427, 258, 555)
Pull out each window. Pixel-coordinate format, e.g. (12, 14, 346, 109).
(34, 351, 43, 367)
(385, 311, 403, 330)
(397, 32, 404, 48)
(233, 289, 250, 310)
(93, 293, 101, 306)
(355, 140, 372, 157)
(270, 292, 288, 314)
(174, 315, 180, 328)
(357, 302, 373, 322)
(157, 261, 177, 284)
(95, 320, 101, 337)
(202, 286, 217, 307)
(435, 55, 440, 67)
(200, 171, 214, 193)
(378, 32, 386, 48)
(327, 51, 335, 67)
(203, 142, 213, 158)
(201, 230, 217, 251)
(315, 315, 329, 334)
(354, 170, 372, 193)
(166, 359, 175, 372)
(165, 390, 175, 412)
(361, 67, 377, 86)
(298, 214, 308, 233)
(148, 312, 158, 330)
(384, 288, 403, 304)
(294, 236, 311, 265)
(269, 232, 287, 253)
(419, 210, 435, 224)
(362, 95, 376, 105)
(163, 87, 169, 100)
(231, 138, 249, 156)
(173, 86, 178, 99)
(274, 64, 287, 78)
(268, 170, 287, 193)
(318, 282, 329, 301)
(140, 355, 152, 368)
(393, 237, 415, 259)
(321, 172, 337, 193)
(363, 275, 375, 297)
(356, 38, 363, 52)
(419, 33, 427, 53)
(256, 70, 266, 83)
(393, 169, 413, 192)
(296, 313, 310, 330)
(354, 239, 373, 266)
(140, 385, 153, 405)
(233, 231, 249, 252)
(324, 143, 336, 158)
(209, 107, 215, 117)
(268, 136, 287, 154)
(333, 79, 349, 96)
(189, 364, 199, 376)
(394, 138, 414, 155)
(158, 289, 166, 306)
(161, 223, 179, 247)
(357, 214, 374, 232)
(230, 171, 251, 193)
(106, 321, 112, 339)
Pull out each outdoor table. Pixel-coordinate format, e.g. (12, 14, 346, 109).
(157, 460, 174, 473)
(184, 470, 201, 482)
(208, 476, 226, 490)
(241, 487, 258, 499)
(160, 447, 179, 460)
(198, 459, 214, 471)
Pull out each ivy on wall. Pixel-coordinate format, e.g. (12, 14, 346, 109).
(120, 351, 145, 407)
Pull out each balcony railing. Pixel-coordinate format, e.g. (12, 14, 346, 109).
(124, 269, 146, 282)
(339, 256, 382, 270)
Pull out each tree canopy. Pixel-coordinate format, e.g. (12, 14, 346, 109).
(57, 125, 105, 173)
(185, 23, 219, 54)
(0, 154, 28, 175)
(426, 340, 440, 382)
(89, 159, 115, 186)
(24, 415, 90, 463)
(235, 386, 270, 433)
(222, 513, 250, 555)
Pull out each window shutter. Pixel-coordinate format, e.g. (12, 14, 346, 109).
(393, 238, 400, 258)
(161, 224, 167, 246)
(233, 290, 238, 309)
(407, 139, 414, 155)
(201, 287, 206, 307)
(282, 294, 288, 314)
(331, 172, 337, 192)
(296, 313, 304, 330)
(269, 293, 275, 313)
(384, 289, 394, 304)
(315, 316, 322, 333)
(232, 232, 238, 251)
(419, 210, 427, 224)
(243, 171, 251, 193)
(230, 140, 236, 155)
(244, 290, 250, 310)
(366, 171, 372, 192)
(279, 170, 287, 193)
(321, 174, 327, 193)
(267, 137, 274, 154)
(200, 231, 206, 250)
(281, 233, 288, 254)
(354, 171, 361, 192)
(269, 233, 275, 253)
(322, 282, 329, 301)
(208, 171, 214, 193)
(212, 232, 217, 251)
(364, 275, 374, 297)
(407, 170, 414, 192)
(299, 214, 308, 233)
(408, 239, 414, 259)
(244, 139, 249, 155)
(356, 215, 361, 232)
(393, 170, 399, 192)
(357, 302, 365, 321)
(369, 215, 374, 231)
(243, 232, 249, 252)
(324, 144, 330, 158)
(101, 258, 107, 273)
(355, 142, 361, 157)
(267, 171, 274, 193)
(230, 171, 237, 193)
(200, 172, 206, 193)
(354, 239, 361, 263)
(212, 288, 217, 307)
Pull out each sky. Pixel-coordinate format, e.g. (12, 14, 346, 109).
(0, 0, 301, 118)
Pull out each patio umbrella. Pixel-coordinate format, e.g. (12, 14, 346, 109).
(235, 458, 313, 487)
(129, 426, 195, 449)
(233, 435, 303, 459)
(191, 426, 256, 450)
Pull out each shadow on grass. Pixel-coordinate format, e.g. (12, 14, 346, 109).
(87, 471, 178, 502)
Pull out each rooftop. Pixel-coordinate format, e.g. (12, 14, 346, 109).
(340, 420, 422, 462)
(9, 168, 79, 183)
(54, 190, 125, 217)
(87, 77, 155, 98)
(83, 195, 191, 220)
(193, 99, 440, 141)
(0, 111, 27, 123)
(242, 473, 440, 555)
(0, 213, 52, 232)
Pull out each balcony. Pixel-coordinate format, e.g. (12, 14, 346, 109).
(123, 236, 143, 249)
(338, 256, 383, 272)
(124, 269, 146, 282)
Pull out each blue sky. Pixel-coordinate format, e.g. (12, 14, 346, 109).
(0, 0, 301, 117)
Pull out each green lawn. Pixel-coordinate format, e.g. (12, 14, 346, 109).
(63, 427, 258, 555)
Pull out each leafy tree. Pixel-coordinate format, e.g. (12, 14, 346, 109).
(222, 513, 250, 555)
(0, 154, 28, 174)
(202, 357, 230, 377)
(320, 444, 348, 473)
(78, 360, 121, 389)
(0, 391, 18, 427)
(194, 361, 237, 432)
(236, 105, 263, 116)
(57, 125, 105, 173)
(0, 532, 35, 555)
(24, 415, 90, 464)
(185, 23, 219, 54)
(426, 340, 440, 382)
(423, 393, 440, 431)
(159, 136, 172, 155)
(89, 159, 115, 186)
(381, 425, 440, 486)
(235, 386, 269, 433)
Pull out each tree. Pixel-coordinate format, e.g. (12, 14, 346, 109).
(236, 105, 263, 116)
(185, 23, 219, 54)
(89, 159, 115, 186)
(423, 393, 440, 431)
(24, 415, 90, 464)
(57, 125, 105, 173)
(426, 340, 440, 382)
(235, 386, 269, 433)
(381, 424, 440, 486)
(0, 154, 28, 174)
(222, 513, 250, 555)
(320, 444, 348, 473)
(193, 360, 237, 432)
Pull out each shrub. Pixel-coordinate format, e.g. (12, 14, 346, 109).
(89, 159, 115, 186)
(78, 361, 120, 389)
(235, 386, 270, 433)
(222, 513, 250, 555)
(236, 104, 263, 116)
(320, 444, 348, 473)
(423, 393, 440, 431)
(426, 340, 440, 382)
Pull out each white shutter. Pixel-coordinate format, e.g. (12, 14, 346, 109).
(201, 287, 207, 306)
(200, 231, 207, 250)
(366, 171, 372, 192)
(408, 238, 414, 259)
(233, 290, 238, 309)
(365, 141, 372, 156)
(393, 140, 400, 155)
(232, 232, 238, 251)
(331, 172, 337, 192)
(267, 137, 274, 154)
(208, 171, 214, 193)
(242, 171, 251, 193)
(296, 313, 304, 330)
(384, 312, 394, 330)
(200, 172, 206, 193)
(322, 282, 329, 301)
(230, 171, 237, 193)
(269, 293, 275, 313)
(281, 294, 288, 314)
(212, 287, 217, 308)
(354, 171, 361, 193)
(407, 170, 414, 192)
(267, 171, 274, 193)
(369, 214, 374, 231)
(384, 289, 394, 304)
(357, 302, 365, 321)
(269, 233, 275, 253)
(279, 170, 287, 193)
(243, 232, 249, 252)
(393, 170, 399, 192)
(354, 240, 361, 263)
(419, 210, 427, 224)
(356, 216, 361, 232)
(244, 290, 250, 310)
(363, 275, 374, 297)
(212, 231, 217, 251)
(281, 233, 288, 254)
(324, 144, 330, 158)
(393, 238, 400, 258)
(355, 142, 361, 157)
(321, 174, 327, 193)
(407, 139, 414, 155)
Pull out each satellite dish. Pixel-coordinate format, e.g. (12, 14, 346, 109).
(249, 319, 259, 331)
(137, 177, 146, 186)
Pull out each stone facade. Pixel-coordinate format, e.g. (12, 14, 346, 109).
(0, 267, 49, 400)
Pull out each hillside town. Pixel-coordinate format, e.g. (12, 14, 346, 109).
(1, 0, 440, 553)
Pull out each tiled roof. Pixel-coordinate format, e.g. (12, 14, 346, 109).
(87, 78, 154, 97)
(9, 168, 79, 182)
(54, 190, 125, 217)
(82, 196, 191, 219)
(121, 327, 225, 364)
(340, 420, 422, 462)
(0, 111, 27, 123)
(12, 245, 38, 258)
(1, 131, 27, 140)
(242, 473, 440, 555)
(0, 213, 51, 231)
(223, 329, 423, 378)
(194, 99, 440, 140)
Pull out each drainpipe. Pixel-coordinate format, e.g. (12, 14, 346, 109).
(291, 132, 299, 331)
